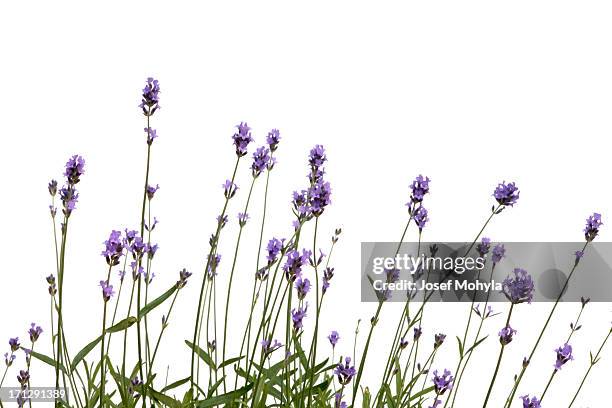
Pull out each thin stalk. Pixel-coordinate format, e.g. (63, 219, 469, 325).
(305, 216, 321, 407)
(483, 303, 515, 407)
(99, 265, 112, 407)
(149, 290, 180, 372)
(539, 370, 556, 403)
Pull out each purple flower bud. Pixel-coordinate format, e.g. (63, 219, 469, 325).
(28, 324, 42, 343)
(46, 274, 57, 296)
(223, 179, 238, 199)
(476, 237, 491, 257)
(266, 238, 284, 265)
(414, 206, 429, 231)
(217, 214, 229, 229)
(208, 340, 216, 351)
(308, 179, 332, 217)
(48, 179, 58, 196)
(146, 243, 159, 259)
(584, 212, 603, 242)
(238, 212, 250, 227)
(291, 304, 308, 331)
(308, 145, 327, 173)
(414, 326, 423, 341)
(493, 181, 519, 207)
(266, 129, 281, 152)
(434, 333, 446, 348)
(322, 267, 335, 294)
(102, 230, 125, 266)
(251, 146, 271, 177)
(232, 122, 254, 157)
(409, 175, 430, 204)
(502, 268, 535, 304)
(491, 244, 505, 264)
(399, 336, 409, 350)
(9, 338, 20, 352)
(4, 352, 15, 367)
(145, 216, 159, 232)
(554, 343, 573, 370)
(144, 127, 158, 145)
(146, 184, 159, 200)
(499, 325, 517, 345)
(432, 369, 453, 395)
(328, 331, 340, 348)
(261, 338, 283, 355)
(334, 357, 356, 385)
(207, 254, 222, 279)
(64, 155, 85, 185)
(283, 249, 311, 282)
(295, 277, 311, 300)
(99, 280, 115, 302)
(520, 395, 541, 408)
(17, 370, 30, 386)
(60, 185, 79, 215)
(177, 268, 192, 289)
(139, 77, 160, 116)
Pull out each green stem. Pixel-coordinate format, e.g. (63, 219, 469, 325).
(539, 370, 556, 403)
(483, 303, 514, 407)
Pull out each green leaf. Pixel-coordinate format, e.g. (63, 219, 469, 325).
(185, 340, 216, 371)
(409, 385, 435, 401)
(71, 336, 102, 372)
(140, 285, 177, 318)
(218, 355, 244, 370)
(107, 316, 138, 333)
(456, 336, 464, 358)
(464, 335, 489, 355)
(161, 376, 190, 393)
(24, 348, 66, 373)
(196, 383, 253, 407)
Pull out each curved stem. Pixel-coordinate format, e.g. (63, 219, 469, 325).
(482, 303, 514, 407)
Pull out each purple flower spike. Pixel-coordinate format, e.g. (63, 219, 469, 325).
(266, 129, 281, 152)
(177, 268, 192, 289)
(434, 333, 446, 348)
(413, 326, 423, 341)
(4, 352, 16, 367)
(432, 369, 453, 395)
(207, 254, 222, 279)
(322, 267, 335, 294)
(266, 238, 284, 265)
(554, 343, 573, 370)
(100, 280, 115, 302)
(251, 146, 271, 177)
(328, 331, 340, 348)
(146, 184, 159, 200)
(140, 77, 160, 116)
(399, 336, 409, 349)
(217, 214, 229, 229)
(48, 179, 58, 196)
(520, 395, 542, 408)
(261, 338, 282, 355)
(414, 206, 429, 231)
(409, 175, 431, 204)
(584, 212, 603, 242)
(232, 122, 254, 157)
(476, 237, 491, 257)
(9, 338, 20, 352)
(60, 185, 79, 215)
(238, 212, 250, 227)
(17, 370, 30, 387)
(283, 249, 311, 282)
(499, 325, 517, 345)
(291, 304, 308, 331)
(102, 230, 125, 267)
(46, 274, 57, 296)
(502, 268, 535, 304)
(64, 155, 85, 185)
(491, 244, 506, 264)
(28, 324, 42, 343)
(308, 145, 327, 173)
(493, 181, 519, 207)
(334, 356, 356, 385)
(144, 127, 158, 145)
(309, 179, 332, 217)
(295, 277, 311, 300)
(223, 179, 238, 199)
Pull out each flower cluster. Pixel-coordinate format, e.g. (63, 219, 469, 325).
(176, 268, 192, 289)
(251, 146, 271, 177)
(328, 331, 340, 348)
(491, 244, 505, 264)
(102, 230, 125, 266)
(139, 77, 160, 116)
(283, 249, 311, 282)
(295, 277, 311, 300)
(498, 325, 517, 345)
(554, 343, 573, 370)
(322, 266, 335, 294)
(493, 181, 520, 207)
(520, 395, 542, 408)
(266, 129, 281, 152)
(502, 268, 534, 304)
(291, 304, 308, 331)
(292, 145, 332, 221)
(584, 212, 602, 242)
(58, 155, 85, 216)
(432, 369, 453, 394)
(28, 324, 42, 343)
(476, 237, 491, 257)
(232, 122, 254, 157)
(46, 274, 57, 296)
(334, 357, 356, 385)
(100, 280, 115, 302)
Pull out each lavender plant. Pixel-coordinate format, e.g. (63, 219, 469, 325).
(2, 78, 610, 408)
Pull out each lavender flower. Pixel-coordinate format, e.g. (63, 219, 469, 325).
(309, 179, 332, 217)
(146, 243, 158, 260)
(434, 333, 446, 348)
(476, 237, 491, 257)
(102, 230, 125, 266)
(17, 370, 29, 387)
(208, 340, 217, 351)
(499, 325, 517, 345)
(414, 206, 429, 231)
(322, 266, 335, 294)
(584, 212, 603, 242)
(251, 146, 271, 177)
(554, 343, 573, 370)
(145, 216, 159, 232)
(261, 339, 283, 355)
(59, 185, 79, 216)
(292, 189, 311, 220)
(238, 212, 250, 227)
(223, 179, 238, 199)
(266, 238, 284, 265)
(409, 175, 430, 204)
(491, 244, 506, 264)
(99, 280, 115, 302)
(291, 304, 308, 331)
(46, 274, 57, 296)
(129, 376, 143, 397)
(64, 155, 85, 185)
(28, 324, 42, 343)
(399, 336, 409, 349)
(432, 369, 453, 395)
(295, 277, 311, 300)
(232, 122, 254, 157)
(207, 254, 222, 279)
(502, 268, 535, 304)
(334, 392, 347, 408)
(308, 145, 327, 174)
(146, 184, 159, 200)
(328, 331, 340, 348)
(48, 179, 58, 196)
(283, 249, 311, 281)
(256, 267, 269, 281)
(144, 127, 158, 145)
(9, 338, 20, 352)
(493, 181, 519, 207)
(4, 352, 15, 367)
(334, 357, 356, 385)
(266, 129, 281, 152)
(177, 268, 192, 289)
(217, 214, 229, 229)
(520, 395, 542, 408)
(414, 326, 423, 341)
(140, 77, 160, 116)
(130, 261, 144, 280)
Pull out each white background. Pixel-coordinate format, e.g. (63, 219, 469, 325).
(1, 1, 611, 406)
